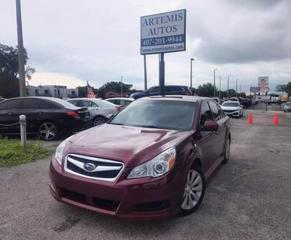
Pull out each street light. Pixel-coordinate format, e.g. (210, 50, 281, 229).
(190, 58, 195, 89)
(227, 75, 231, 99)
(236, 79, 238, 97)
(213, 68, 217, 97)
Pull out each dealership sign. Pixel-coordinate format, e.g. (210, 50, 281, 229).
(258, 76, 269, 93)
(140, 9, 186, 54)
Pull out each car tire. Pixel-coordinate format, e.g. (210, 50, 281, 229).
(38, 121, 58, 141)
(222, 136, 231, 164)
(180, 164, 205, 216)
(92, 116, 107, 126)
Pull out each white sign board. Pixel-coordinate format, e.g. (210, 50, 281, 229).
(258, 76, 269, 93)
(140, 9, 186, 55)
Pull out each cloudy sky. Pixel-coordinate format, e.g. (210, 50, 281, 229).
(1, 0, 291, 92)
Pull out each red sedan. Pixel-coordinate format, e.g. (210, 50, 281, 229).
(50, 96, 231, 220)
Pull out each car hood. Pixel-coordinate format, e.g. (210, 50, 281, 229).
(221, 106, 240, 111)
(66, 124, 193, 167)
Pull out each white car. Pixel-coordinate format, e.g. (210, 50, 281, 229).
(106, 97, 134, 108)
(68, 98, 120, 126)
(221, 101, 244, 118)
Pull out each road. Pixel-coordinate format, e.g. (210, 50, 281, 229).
(0, 107, 291, 240)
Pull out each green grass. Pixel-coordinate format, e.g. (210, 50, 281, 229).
(0, 139, 52, 167)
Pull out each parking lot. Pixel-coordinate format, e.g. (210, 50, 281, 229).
(0, 106, 291, 240)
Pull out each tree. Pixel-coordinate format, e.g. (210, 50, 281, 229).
(98, 81, 132, 99)
(0, 43, 35, 98)
(196, 83, 217, 97)
(287, 82, 291, 97)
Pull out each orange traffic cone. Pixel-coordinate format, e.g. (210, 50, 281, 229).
(273, 113, 279, 126)
(248, 112, 253, 125)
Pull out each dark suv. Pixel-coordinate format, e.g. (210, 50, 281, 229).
(130, 85, 192, 99)
(50, 96, 230, 219)
(0, 97, 90, 140)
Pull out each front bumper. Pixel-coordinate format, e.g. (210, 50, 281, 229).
(49, 158, 185, 220)
(223, 110, 242, 117)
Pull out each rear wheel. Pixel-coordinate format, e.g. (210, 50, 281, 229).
(180, 165, 205, 215)
(92, 116, 107, 126)
(39, 121, 58, 141)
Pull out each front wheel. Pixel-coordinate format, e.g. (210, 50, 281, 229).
(180, 165, 205, 215)
(222, 137, 230, 164)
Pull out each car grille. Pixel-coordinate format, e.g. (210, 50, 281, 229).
(64, 154, 124, 182)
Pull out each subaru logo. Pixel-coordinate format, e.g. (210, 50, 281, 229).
(83, 163, 96, 172)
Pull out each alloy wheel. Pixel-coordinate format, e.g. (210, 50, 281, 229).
(181, 169, 203, 210)
(39, 122, 57, 141)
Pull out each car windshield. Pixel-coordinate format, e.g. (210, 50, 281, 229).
(110, 100, 196, 130)
(222, 102, 239, 107)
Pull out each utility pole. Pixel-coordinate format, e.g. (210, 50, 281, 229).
(16, 0, 26, 97)
(227, 75, 231, 99)
(236, 79, 238, 97)
(219, 76, 222, 102)
(120, 76, 123, 97)
(190, 58, 194, 89)
(143, 55, 147, 90)
(213, 68, 217, 97)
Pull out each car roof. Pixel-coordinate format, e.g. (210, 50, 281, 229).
(3, 96, 79, 109)
(137, 95, 212, 103)
(222, 100, 240, 104)
(106, 97, 134, 101)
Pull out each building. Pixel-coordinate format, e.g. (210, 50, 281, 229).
(27, 85, 68, 99)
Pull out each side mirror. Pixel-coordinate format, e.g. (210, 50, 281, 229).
(203, 120, 218, 132)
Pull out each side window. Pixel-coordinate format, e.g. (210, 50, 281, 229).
(0, 100, 21, 110)
(200, 102, 213, 127)
(149, 87, 160, 93)
(39, 100, 60, 109)
(217, 104, 225, 118)
(20, 99, 40, 109)
(208, 101, 219, 120)
(90, 101, 98, 107)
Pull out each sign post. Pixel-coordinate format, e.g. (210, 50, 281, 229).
(140, 9, 186, 95)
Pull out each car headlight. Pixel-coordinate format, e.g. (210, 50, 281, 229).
(127, 148, 176, 179)
(54, 136, 73, 165)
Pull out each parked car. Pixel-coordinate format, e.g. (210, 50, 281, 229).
(0, 97, 90, 140)
(239, 98, 252, 109)
(130, 85, 192, 99)
(106, 97, 134, 109)
(283, 101, 291, 112)
(68, 98, 120, 126)
(50, 96, 231, 220)
(221, 101, 244, 117)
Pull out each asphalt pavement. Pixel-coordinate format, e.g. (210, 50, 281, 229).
(0, 105, 291, 240)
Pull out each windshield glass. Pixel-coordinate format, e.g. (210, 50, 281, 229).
(222, 102, 239, 107)
(110, 100, 196, 130)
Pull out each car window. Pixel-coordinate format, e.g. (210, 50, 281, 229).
(149, 87, 160, 93)
(110, 100, 196, 130)
(20, 99, 41, 109)
(217, 104, 225, 118)
(208, 101, 220, 120)
(39, 100, 61, 109)
(0, 99, 22, 110)
(222, 102, 239, 107)
(200, 101, 213, 127)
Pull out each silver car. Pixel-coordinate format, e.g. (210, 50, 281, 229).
(283, 101, 291, 112)
(68, 98, 120, 126)
(106, 97, 134, 109)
